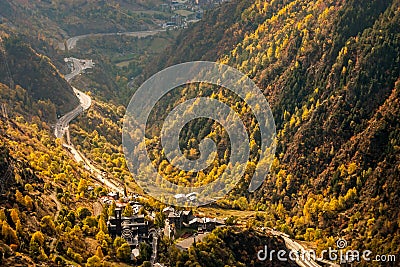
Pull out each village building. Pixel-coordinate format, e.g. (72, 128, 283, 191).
(107, 208, 150, 247)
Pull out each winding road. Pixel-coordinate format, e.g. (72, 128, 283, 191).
(55, 56, 125, 195)
(54, 58, 93, 139)
(55, 30, 166, 196)
(61, 29, 165, 51)
(268, 229, 339, 267)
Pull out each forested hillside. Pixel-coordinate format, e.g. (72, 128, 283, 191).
(0, 0, 399, 266)
(137, 0, 400, 261)
(0, 37, 78, 120)
(0, 80, 106, 265)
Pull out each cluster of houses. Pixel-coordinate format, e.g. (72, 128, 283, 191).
(160, 0, 231, 29)
(103, 191, 225, 256)
(100, 192, 141, 212)
(103, 192, 151, 260)
(162, 206, 224, 235)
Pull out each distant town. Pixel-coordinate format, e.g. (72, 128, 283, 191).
(160, 0, 232, 29)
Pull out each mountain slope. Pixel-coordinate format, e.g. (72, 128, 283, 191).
(0, 0, 399, 265)
(0, 37, 79, 121)
(140, 0, 400, 260)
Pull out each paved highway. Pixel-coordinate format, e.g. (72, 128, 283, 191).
(281, 235, 321, 267)
(54, 58, 93, 138)
(62, 29, 165, 51)
(63, 143, 124, 195)
(54, 104, 83, 139)
(268, 229, 339, 267)
(64, 57, 95, 83)
(55, 57, 124, 195)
